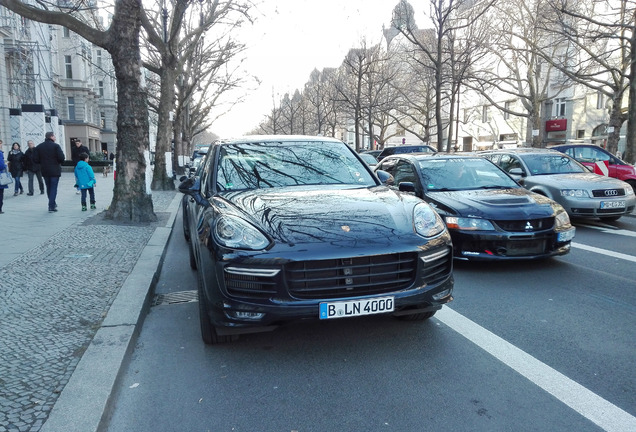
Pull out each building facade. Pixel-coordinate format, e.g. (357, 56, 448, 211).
(0, 7, 117, 159)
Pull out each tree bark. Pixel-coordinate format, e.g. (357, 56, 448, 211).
(151, 65, 177, 190)
(104, 0, 156, 222)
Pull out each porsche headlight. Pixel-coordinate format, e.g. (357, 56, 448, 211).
(554, 206, 571, 229)
(560, 189, 589, 198)
(413, 203, 445, 238)
(445, 216, 495, 231)
(214, 215, 270, 250)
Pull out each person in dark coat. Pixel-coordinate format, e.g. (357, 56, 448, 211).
(34, 132, 65, 212)
(23, 140, 44, 195)
(71, 139, 90, 166)
(7, 142, 24, 196)
(0, 149, 8, 213)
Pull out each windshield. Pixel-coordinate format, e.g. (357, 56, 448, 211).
(521, 154, 587, 175)
(417, 158, 519, 191)
(216, 141, 376, 191)
(359, 153, 377, 164)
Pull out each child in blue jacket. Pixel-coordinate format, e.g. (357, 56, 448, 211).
(74, 152, 96, 211)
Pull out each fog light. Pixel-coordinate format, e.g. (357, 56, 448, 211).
(432, 288, 452, 301)
(230, 311, 265, 320)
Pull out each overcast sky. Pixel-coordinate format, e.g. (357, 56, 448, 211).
(211, 1, 401, 138)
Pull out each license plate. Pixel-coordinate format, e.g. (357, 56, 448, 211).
(319, 296, 394, 320)
(600, 200, 625, 209)
(557, 228, 575, 242)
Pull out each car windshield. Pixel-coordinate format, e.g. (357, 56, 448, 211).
(216, 141, 376, 191)
(521, 154, 587, 175)
(359, 153, 377, 164)
(417, 158, 518, 191)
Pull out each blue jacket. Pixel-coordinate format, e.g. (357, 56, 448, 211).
(0, 151, 8, 189)
(74, 160, 96, 190)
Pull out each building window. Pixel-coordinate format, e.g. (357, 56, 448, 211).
(577, 129, 585, 139)
(596, 92, 604, 110)
(482, 105, 488, 123)
(68, 97, 75, 120)
(63, 27, 70, 38)
(554, 98, 566, 117)
(96, 50, 102, 68)
(98, 81, 104, 97)
(503, 101, 511, 120)
(65, 55, 73, 79)
(463, 108, 468, 123)
(100, 112, 106, 128)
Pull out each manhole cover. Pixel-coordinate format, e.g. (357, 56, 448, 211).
(152, 290, 198, 306)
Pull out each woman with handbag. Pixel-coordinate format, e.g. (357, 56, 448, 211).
(8, 142, 24, 196)
(0, 149, 9, 213)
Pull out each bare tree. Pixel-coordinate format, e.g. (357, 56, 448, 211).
(545, 0, 635, 161)
(0, 0, 156, 221)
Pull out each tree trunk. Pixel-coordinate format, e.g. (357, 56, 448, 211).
(104, 0, 156, 222)
(151, 65, 177, 190)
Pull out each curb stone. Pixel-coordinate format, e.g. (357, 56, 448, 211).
(39, 193, 182, 432)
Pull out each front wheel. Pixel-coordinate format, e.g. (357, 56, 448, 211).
(196, 271, 238, 344)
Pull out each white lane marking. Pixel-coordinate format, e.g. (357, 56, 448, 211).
(577, 223, 636, 237)
(572, 243, 636, 263)
(437, 307, 636, 432)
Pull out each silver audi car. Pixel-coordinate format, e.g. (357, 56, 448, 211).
(481, 148, 635, 221)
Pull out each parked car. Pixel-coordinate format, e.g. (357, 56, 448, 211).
(481, 148, 636, 221)
(549, 144, 636, 188)
(181, 154, 207, 269)
(375, 154, 575, 260)
(377, 144, 436, 161)
(179, 135, 454, 344)
(359, 152, 378, 168)
(361, 149, 382, 159)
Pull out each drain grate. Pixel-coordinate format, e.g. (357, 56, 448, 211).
(151, 290, 198, 306)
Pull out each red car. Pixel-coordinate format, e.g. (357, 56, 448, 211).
(550, 144, 636, 188)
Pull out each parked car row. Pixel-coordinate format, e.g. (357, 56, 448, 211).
(179, 138, 634, 344)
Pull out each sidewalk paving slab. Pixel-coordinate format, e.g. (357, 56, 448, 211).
(0, 172, 180, 432)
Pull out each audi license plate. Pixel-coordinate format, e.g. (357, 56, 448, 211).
(600, 200, 625, 209)
(319, 296, 394, 320)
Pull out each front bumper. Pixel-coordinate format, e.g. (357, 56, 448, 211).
(560, 195, 636, 218)
(452, 227, 575, 260)
(199, 244, 454, 333)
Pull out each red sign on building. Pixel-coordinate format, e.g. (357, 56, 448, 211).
(546, 119, 567, 131)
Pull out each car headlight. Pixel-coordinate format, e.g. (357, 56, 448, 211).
(560, 189, 589, 198)
(445, 216, 495, 231)
(554, 206, 571, 229)
(625, 183, 635, 196)
(214, 215, 270, 250)
(413, 203, 445, 237)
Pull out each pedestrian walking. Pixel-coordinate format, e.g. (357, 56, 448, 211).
(0, 149, 8, 213)
(74, 152, 96, 211)
(7, 142, 24, 196)
(71, 139, 89, 194)
(34, 132, 65, 213)
(23, 140, 44, 195)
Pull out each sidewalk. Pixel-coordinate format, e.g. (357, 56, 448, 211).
(0, 172, 180, 432)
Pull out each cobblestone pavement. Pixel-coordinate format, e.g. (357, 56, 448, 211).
(0, 190, 176, 432)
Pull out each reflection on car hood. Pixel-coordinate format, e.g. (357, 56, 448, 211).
(427, 188, 556, 220)
(528, 172, 628, 188)
(217, 186, 422, 246)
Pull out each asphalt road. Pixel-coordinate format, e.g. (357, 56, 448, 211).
(105, 211, 636, 432)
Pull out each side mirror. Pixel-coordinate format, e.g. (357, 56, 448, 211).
(179, 175, 188, 182)
(178, 176, 209, 208)
(375, 170, 395, 186)
(398, 182, 416, 193)
(509, 168, 524, 176)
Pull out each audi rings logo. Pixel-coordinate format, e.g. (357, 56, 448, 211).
(604, 189, 619, 196)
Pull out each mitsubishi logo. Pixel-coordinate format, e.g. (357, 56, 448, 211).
(604, 189, 619, 196)
(525, 221, 534, 231)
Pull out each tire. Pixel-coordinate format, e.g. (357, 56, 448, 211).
(188, 241, 197, 270)
(196, 270, 238, 344)
(182, 201, 190, 243)
(394, 310, 436, 321)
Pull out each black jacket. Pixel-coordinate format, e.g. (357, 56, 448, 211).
(23, 147, 41, 172)
(71, 144, 90, 165)
(7, 150, 25, 177)
(34, 139, 65, 177)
